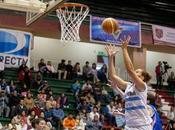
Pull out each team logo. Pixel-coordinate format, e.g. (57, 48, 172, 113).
(0, 30, 31, 56)
(155, 28, 163, 39)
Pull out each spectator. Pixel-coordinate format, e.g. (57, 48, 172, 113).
(168, 106, 175, 127)
(17, 61, 26, 74)
(24, 91, 34, 110)
(11, 115, 22, 129)
(27, 110, 38, 127)
(101, 86, 110, 103)
(81, 80, 92, 94)
(77, 100, 91, 113)
(71, 79, 81, 96)
(38, 89, 47, 106)
(32, 72, 43, 89)
(82, 61, 91, 80)
(44, 101, 53, 124)
(75, 115, 86, 130)
(114, 103, 125, 128)
(97, 64, 108, 83)
(79, 108, 90, 122)
(83, 92, 96, 105)
(31, 104, 42, 117)
(88, 63, 99, 83)
(89, 106, 100, 121)
(155, 61, 163, 89)
(20, 110, 28, 129)
(0, 92, 10, 117)
(95, 101, 102, 113)
(51, 103, 64, 128)
(0, 79, 10, 95)
(66, 60, 73, 80)
(73, 62, 81, 79)
(31, 118, 50, 130)
(24, 67, 32, 89)
(85, 115, 102, 130)
(0, 58, 4, 79)
(154, 93, 162, 111)
(63, 113, 76, 130)
(57, 93, 68, 108)
(58, 59, 67, 80)
(46, 90, 54, 101)
(9, 81, 18, 94)
(167, 71, 175, 90)
(18, 66, 32, 89)
(93, 82, 103, 102)
(38, 81, 51, 95)
(9, 91, 20, 117)
(14, 98, 28, 117)
(105, 101, 116, 126)
(46, 61, 55, 77)
(20, 84, 28, 97)
(38, 58, 46, 72)
(18, 69, 25, 85)
(39, 111, 45, 119)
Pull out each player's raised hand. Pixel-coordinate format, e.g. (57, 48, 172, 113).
(105, 44, 118, 57)
(120, 35, 131, 49)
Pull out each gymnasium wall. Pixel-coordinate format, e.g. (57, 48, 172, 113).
(30, 36, 128, 79)
(146, 51, 175, 84)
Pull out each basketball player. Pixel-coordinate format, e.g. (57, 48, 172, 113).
(147, 92, 163, 130)
(108, 81, 162, 130)
(105, 36, 152, 130)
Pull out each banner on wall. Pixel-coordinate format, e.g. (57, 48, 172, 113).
(90, 16, 141, 48)
(152, 25, 175, 46)
(0, 28, 33, 68)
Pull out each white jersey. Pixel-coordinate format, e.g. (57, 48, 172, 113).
(124, 83, 152, 127)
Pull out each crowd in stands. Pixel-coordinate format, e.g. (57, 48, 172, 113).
(0, 58, 174, 130)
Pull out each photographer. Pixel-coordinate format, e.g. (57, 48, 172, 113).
(163, 61, 172, 74)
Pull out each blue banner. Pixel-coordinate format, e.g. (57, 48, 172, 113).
(0, 28, 32, 67)
(90, 16, 141, 48)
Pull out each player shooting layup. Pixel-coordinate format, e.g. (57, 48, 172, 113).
(105, 36, 152, 130)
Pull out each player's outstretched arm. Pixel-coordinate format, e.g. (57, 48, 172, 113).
(121, 36, 145, 91)
(107, 80, 125, 98)
(105, 44, 128, 90)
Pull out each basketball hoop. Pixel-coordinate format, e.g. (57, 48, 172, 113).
(56, 3, 89, 42)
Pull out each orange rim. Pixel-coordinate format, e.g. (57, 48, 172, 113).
(58, 3, 89, 9)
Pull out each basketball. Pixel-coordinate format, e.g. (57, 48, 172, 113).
(101, 18, 119, 34)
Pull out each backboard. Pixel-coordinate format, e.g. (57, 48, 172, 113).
(0, 0, 65, 26)
(26, 0, 65, 26)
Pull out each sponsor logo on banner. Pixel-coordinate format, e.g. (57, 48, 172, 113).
(0, 28, 33, 68)
(155, 28, 163, 39)
(152, 25, 175, 46)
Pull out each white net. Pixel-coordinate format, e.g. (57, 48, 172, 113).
(56, 3, 89, 42)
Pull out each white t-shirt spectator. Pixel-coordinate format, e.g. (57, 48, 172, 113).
(46, 65, 55, 73)
(89, 111, 100, 121)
